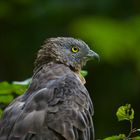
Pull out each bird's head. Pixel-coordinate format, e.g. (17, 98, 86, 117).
(35, 37, 99, 72)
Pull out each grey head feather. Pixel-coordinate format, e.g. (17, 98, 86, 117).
(34, 37, 98, 72)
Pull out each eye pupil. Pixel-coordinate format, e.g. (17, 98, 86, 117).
(71, 46, 79, 53)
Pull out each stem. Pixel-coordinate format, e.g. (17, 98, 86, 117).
(124, 120, 133, 140)
(130, 120, 133, 132)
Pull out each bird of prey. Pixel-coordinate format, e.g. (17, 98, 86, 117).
(0, 37, 99, 140)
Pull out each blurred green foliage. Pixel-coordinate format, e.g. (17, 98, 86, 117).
(0, 0, 140, 138)
(103, 104, 140, 140)
(71, 17, 140, 68)
(0, 80, 29, 113)
(103, 134, 126, 140)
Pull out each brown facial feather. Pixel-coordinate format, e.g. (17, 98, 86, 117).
(34, 37, 96, 73)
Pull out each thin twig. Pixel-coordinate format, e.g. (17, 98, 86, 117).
(124, 120, 133, 140)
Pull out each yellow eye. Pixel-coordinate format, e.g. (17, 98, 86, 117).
(71, 46, 79, 53)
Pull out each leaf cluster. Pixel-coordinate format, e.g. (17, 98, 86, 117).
(103, 104, 140, 140)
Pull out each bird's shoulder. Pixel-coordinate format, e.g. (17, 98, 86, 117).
(0, 64, 94, 140)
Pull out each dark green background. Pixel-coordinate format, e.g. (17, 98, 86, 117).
(0, 0, 140, 138)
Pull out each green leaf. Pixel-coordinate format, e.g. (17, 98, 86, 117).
(103, 134, 126, 140)
(132, 136, 140, 140)
(80, 70, 88, 77)
(0, 81, 13, 94)
(12, 78, 31, 95)
(11, 84, 28, 95)
(0, 79, 30, 104)
(0, 109, 3, 119)
(0, 95, 13, 103)
(116, 104, 134, 121)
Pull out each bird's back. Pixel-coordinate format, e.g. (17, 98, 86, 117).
(0, 63, 94, 140)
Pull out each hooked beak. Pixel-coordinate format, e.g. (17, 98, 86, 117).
(87, 50, 100, 62)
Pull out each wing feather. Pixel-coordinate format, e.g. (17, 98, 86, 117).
(0, 74, 94, 140)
